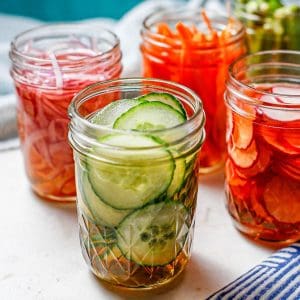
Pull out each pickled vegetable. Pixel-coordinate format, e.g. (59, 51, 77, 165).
(235, 0, 300, 51)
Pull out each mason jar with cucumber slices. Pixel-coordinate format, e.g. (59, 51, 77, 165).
(68, 78, 205, 289)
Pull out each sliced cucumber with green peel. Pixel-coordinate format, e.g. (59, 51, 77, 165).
(87, 134, 174, 210)
(167, 158, 186, 198)
(117, 201, 189, 266)
(113, 102, 186, 131)
(137, 92, 187, 118)
(91, 98, 145, 127)
(81, 173, 132, 226)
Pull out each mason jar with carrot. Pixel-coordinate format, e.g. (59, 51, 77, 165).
(141, 9, 246, 173)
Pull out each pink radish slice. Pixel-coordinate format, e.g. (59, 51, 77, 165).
(229, 139, 258, 169)
(258, 87, 300, 122)
(236, 144, 271, 178)
(232, 112, 253, 149)
(263, 176, 300, 223)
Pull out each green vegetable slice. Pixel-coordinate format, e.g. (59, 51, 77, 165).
(81, 173, 132, 226)
(137, 92, 187, 118)
(117, 201, 189, 266)
(87, 134, 174, 210)
(113, 102, 186, 131)
(91, 98, 145, 127)
(167, 158, 186, 198)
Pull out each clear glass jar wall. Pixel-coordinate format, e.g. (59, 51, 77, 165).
(68, 78, 205, 289)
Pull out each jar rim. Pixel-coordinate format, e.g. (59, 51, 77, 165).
(68, 77, 205, 151)
(142, 8, 245, 49)
(10, 23, 120, 69)
(228, 50, 300, 108)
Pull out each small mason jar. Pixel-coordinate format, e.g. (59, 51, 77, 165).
(10, 24, 122, 201)
(141, 8, 246, 173)
(234, 0, 300, 52)
(68, 78, 205, 289)
(225, 50, 300, 243)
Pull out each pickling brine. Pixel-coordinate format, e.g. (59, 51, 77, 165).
(10, 24, 122, 201)
(225, 51, 300, 243)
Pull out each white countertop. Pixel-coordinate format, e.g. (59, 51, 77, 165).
(0, 149, 280, 300)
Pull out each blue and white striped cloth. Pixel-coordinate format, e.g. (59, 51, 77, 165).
(207, 243, 300, 300)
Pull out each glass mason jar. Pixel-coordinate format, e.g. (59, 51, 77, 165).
(225, 50, 300, 243)
(234, 0, 300, 53)
(68, 78, 205, 289)
(141, 8, 246, 174)
(10, 24, 122, 201)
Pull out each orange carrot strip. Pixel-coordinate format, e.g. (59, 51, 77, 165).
(201, 9, 214, 34)
(176, 22, 193, 43)
(201, 9, 219, 46)
(157, 22, 174, 37)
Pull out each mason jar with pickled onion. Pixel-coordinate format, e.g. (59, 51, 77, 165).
(10, 24, 122, 201)
(225, 50, 300, 243)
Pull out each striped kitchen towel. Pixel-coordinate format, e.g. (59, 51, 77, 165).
(207, 243, 300, 300)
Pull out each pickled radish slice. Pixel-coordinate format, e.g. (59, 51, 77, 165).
(226, 160, 248, 187)
(232, 113, 253, 149)
(225, 160, 252, 200)
(259, 106, 300, 122)
(275, 156, 300, 182)
(229, 139, 258, 169)
(259, 125, 300, 155)
(282, 130, 300, 153)
(259, 89, 300, 121)
(236, 144, 271, 178)
(264, 176, 300, 223)
(272, 86, 300, 100)
(276, 162, 300, 182)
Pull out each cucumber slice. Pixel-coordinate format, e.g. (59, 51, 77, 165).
(117, 201, 189, 266)
(167, 158, 186, 198)
(81, 173, 132, 227)
(87, 134, 174, 210)
(91, 98, 145, 127)
(113, 102, 186, 131)
(137, 92, 187, 118)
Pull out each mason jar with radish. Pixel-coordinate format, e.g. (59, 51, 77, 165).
(225, 50, 300, 243)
